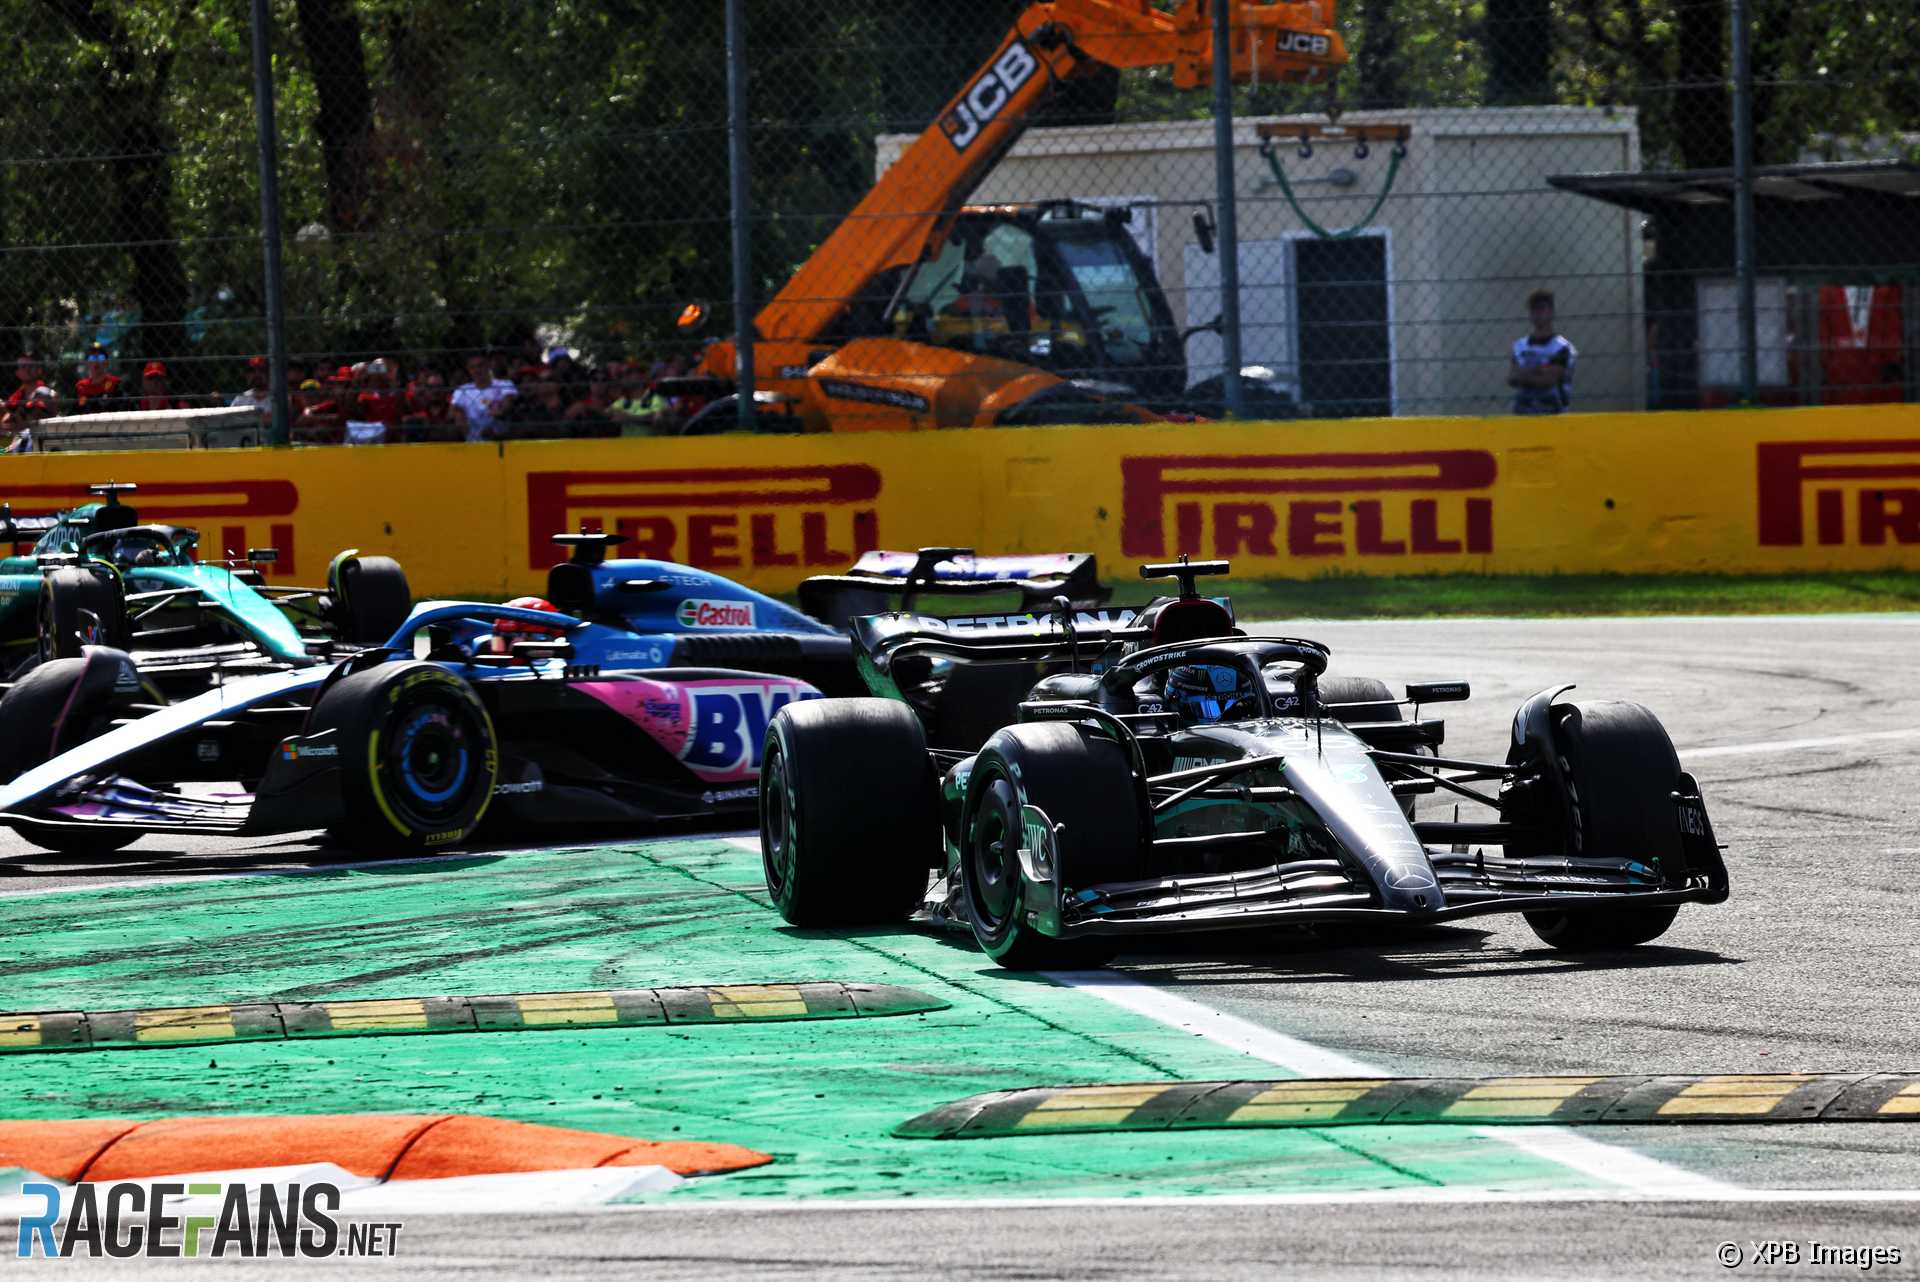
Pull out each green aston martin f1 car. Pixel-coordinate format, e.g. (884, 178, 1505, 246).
(1, 483, 410, 692)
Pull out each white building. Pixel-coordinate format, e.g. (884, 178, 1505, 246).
(879, 106, 1645, 418)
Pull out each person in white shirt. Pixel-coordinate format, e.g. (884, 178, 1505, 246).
(1508, 289, 1577, 415)
(230, 356, 271, 419)
(451, 351, 516, 442)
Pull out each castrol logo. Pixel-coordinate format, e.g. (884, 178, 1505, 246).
(677, 598, 756, 629)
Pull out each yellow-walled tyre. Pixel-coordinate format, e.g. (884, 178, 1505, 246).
(307, 662, 497, 854)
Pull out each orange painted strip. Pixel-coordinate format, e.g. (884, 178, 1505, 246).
(83, 1114, 446, 1182)
(0, 1115, 770, 1182)
(0, 1119, 144, 1184)
(389, 1114, 771, 1179)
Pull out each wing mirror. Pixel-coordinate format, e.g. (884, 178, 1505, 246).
(1193, 210, 1217, 255)
(247, 547, 279, 564)
(513, 640, 576, 664)
(1406, 681, 1470, 704)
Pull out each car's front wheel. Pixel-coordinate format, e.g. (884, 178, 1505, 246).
(960, 723, 1144, 970)
(1513, 699, 1687, 951)
(304, 662, 497, 853)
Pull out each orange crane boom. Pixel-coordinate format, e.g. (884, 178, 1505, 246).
(691, 1, 1348, 430)
(760, 0, 1346, 345)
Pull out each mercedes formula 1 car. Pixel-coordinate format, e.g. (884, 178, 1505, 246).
(1, 483, 411, 690)
(0, 540, 1118, 857)
(758, 558, 1729, 968)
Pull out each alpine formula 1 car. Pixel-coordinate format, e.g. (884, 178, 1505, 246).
(1, 483, 411, 689)
(0, 541, 1118, 856)
(758, 558, 1729, 968)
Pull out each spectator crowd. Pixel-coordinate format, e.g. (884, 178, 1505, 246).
(4, 341, 707, 452)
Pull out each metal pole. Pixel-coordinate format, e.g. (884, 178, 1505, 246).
(1211, 0, 1244, 419)
(1730, 0, 1758, 404)
(248, 0, 290, 446)
(726, 0, 755, 429)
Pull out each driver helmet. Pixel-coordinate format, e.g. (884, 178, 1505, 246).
(1166, 663, 1253, 724)
(486, 595, 561, 655)
(109, 536, 165, 568)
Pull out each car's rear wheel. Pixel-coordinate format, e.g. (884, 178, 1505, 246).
(330, 554, 413, 645)
(1514, 699, 1686, 950)
(305, 662, 497, 853)
(1316, 675, 1400, 724)
(961, 723, 1144, 970)
(0, 649, 152, 854)
(759, 698, 938, 926)
(1319, 675, 1423, 817)
(38, 568, 127, 662)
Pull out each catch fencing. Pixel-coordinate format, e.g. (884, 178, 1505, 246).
(2, 1, 1915, 439)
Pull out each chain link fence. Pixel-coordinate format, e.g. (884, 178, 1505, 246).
(3, 0, 1915, 448)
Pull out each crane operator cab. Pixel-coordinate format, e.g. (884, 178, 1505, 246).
(894, 203, 1183, 405)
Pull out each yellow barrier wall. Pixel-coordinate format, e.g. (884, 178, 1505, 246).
(8, 404, 1919, 596)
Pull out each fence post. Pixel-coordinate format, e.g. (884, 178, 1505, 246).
(726, 0, 755, 429)
(1211, 0, 1244, 419)
(248, 0, 290, 447)
(1730, 0, 1758, 404)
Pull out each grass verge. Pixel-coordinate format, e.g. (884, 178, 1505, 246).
(1213, 570, 1920, 619)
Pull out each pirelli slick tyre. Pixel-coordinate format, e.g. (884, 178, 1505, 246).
(759, 698, 939, 927)
(1316, 676, 1400, 725)
(307, 662, 497, 854)
(329, 553, 413, 646)
(0, 648, 153, 854)
(39, 567, 128, 662)
(1518, 700, 1685, 951)
(961, 723, 1144, 970)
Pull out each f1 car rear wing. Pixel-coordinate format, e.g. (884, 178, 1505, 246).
(0, 503, 60, 551)
(798, 547, 1109, 628)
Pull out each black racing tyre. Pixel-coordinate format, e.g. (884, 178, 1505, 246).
(331, 555, 413, 645)
(1319, 676, 1420, 816)
(0, 649, 151, 854)
(961, 723, 1144, 970)
(1518, 699, 1686, 951)
(1315, 675, 1400, 724)
(39, 568, 127, 662)
(305, 662, 497, 853)
(759, 698, 939, 927)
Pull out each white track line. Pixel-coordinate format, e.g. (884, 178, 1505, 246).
(613, 1187, 1920, 1212)
(1043, 970, 1739, 1197)
(0, 848, 487, 899)
(1681, 727, 1920, 759)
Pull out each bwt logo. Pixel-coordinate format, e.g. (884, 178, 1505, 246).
(1757, 439, 1920, 547)
(6, 480, 300, 575)
(525, 465, 880, 572)
(682, 685, 822, 779)
(940, 38, 1038, 151)
(1121, 452, 1497, 560)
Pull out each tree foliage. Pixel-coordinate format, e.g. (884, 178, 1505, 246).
(2, 0, 1915, 387)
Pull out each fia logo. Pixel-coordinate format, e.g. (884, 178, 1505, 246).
(940, 40, 1039, 151)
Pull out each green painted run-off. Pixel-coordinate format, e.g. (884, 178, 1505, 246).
(0, 838, 1604, 1201)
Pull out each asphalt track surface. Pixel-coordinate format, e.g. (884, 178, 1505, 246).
(4, 615, 1919, 1279)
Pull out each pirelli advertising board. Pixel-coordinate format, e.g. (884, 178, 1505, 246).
(4, 405, 1917, 597)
